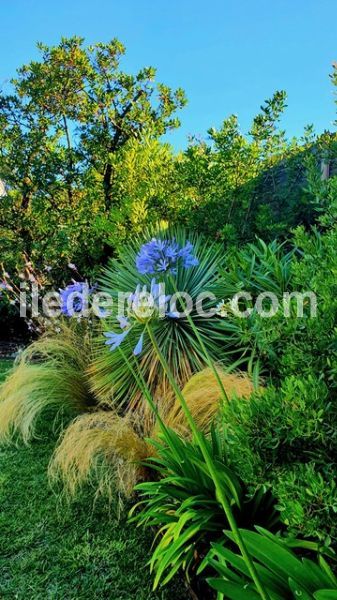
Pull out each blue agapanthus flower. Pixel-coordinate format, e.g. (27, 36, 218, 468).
(136, 238, 199, 275)
(104, 279, 171, 356)
(104, 328, 131, 351)
(59, 282, 90, 317)
(178, 241, 200, 269)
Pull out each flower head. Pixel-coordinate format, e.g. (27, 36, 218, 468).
(128, 279, 170, 322)
(59, 282, 90, 317)
(129, 284, 156, 322)
(179, 241, 199, 269)
(104, 329, 130, 351)
(136, 238, 199, 275)
(105, 279, 171, 356)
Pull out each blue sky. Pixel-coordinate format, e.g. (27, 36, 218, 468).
(1, 0, 337, 149)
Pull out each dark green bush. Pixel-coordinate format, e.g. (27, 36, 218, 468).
(222, 375, 337, 545)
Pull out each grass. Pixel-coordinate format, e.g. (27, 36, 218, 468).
(0, 361, 189, 600)
(0, 325, 96, 444)
(0, 359, 12, 382)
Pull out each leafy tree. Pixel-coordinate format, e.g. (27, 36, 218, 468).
(175, 91, 320, 243)
(0, 37, 186, 281)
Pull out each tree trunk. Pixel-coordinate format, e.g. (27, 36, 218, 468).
(103, 163, 113, 210)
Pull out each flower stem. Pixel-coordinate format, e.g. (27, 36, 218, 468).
(168, 275, 230, 404)
(118, 344, 167, 434)
(146, 324, 270, 600)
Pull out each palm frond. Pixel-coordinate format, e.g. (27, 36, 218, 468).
(89, 226, 236, 412)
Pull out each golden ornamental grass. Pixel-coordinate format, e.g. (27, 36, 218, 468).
(0, 323, 95, 444)
(163, 367, 255, 436)
(49, 411, 149, 499)
(50, 367, 257, 500)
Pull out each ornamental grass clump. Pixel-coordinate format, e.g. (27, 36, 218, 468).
(0, 322, 96, 444)
(50, 367, 255, 500)
(162, 367, 255, 436)
(49, 411, 149, 500)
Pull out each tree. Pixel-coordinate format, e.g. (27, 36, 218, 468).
(0, 37, 186, 281)
(174, 91, 317, 243)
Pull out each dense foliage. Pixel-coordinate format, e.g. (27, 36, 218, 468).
(213, 226, 337, 553)
(4, 34, 337, 600)
(0, 36, 185, 336)
(2, 37, 337, 338)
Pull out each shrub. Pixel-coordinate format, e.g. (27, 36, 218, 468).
(221, 375, 337, 546)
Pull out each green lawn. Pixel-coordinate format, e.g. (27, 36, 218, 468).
(0, 361, 188, 599)
(0, 359, 12, 381)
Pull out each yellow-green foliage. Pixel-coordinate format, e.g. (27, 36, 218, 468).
(49, 412, 149, 499)
(50, 368, 256, 499)
(0, 324, 95, 444)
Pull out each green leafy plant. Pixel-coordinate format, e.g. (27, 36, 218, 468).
(201, 527, 337, 599)
(132, 328, 270, 598)
(220, 238, 295, 298)
(130, 427, 280, 589)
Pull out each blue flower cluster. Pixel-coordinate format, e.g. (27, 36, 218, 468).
(105, 237, 199, 357)
(59, 282, 90, 317)
(136, 238, 199, 275)
(104, 279, 172, 356)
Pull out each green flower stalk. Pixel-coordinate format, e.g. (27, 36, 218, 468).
(145, 323, 270, 600)
(167, 273, 230, 405)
